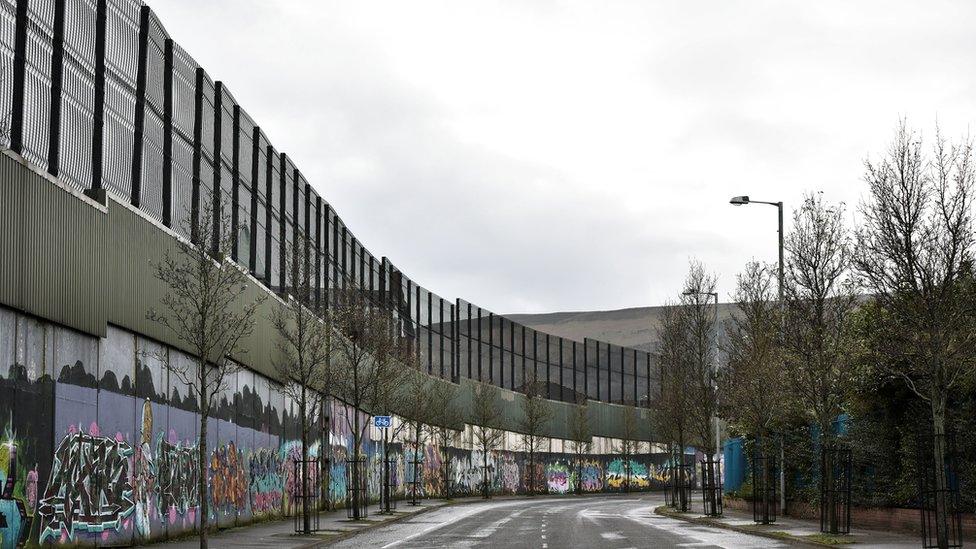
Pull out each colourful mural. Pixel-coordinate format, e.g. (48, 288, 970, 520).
(0, 307, 687, 547)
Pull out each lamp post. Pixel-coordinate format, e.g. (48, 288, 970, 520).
(729, 195, 785, 514)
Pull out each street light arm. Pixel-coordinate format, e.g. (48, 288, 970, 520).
(748, 199, 782, 207)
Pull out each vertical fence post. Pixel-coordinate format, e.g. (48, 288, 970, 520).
(130, 5, 150, 206)
(212, 82, 223, 254)
(190, 67, 203, 243)
(248, 126, 259, 273)
(263, 144, 272, 285)
(10, 0, 27, 153)
(231, 105, 240, 261)
(47, 0, 66, 176)
(89, 0, 107, 194)
(162, 39, 173, 226)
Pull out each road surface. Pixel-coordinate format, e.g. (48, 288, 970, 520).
(330, 494, 788, 548)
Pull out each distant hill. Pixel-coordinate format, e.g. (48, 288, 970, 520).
(507, 303, 737, 353)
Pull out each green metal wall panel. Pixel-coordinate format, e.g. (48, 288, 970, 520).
(0, 151, 108, 336)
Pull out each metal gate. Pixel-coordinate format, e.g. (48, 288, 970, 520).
(345, 457, 368, 519)
(820, 445, 851, 535)
(292, 458, 321, 533)
(700, 455, 723, 517)
(917, 431, 963, 549)
(751, 446, 778, 524)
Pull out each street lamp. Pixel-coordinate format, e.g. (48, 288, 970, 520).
(730, 194, 785, 514)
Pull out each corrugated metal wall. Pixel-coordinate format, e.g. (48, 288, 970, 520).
(0, 150, 107, 336)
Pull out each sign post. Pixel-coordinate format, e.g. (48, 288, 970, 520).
(374, 415, 393, 512)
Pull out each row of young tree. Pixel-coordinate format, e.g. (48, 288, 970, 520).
(654, 122, 976, 548)
(146, 188, 650, 548)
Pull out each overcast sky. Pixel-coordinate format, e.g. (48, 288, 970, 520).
(148, 0, 976, 314)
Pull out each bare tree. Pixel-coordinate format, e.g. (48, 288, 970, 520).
(470, 379, 504, 498)
(519, 369, 553, 495)
(654, 300, 694, 511)
(680, 261, 721, 514)
(390, 350, 435, 503)
(427, 380, 463, 499)
(720, 261, 787, 522)
(147, 193, 264, 548)
(270, 244, 334, 534)
(855, 122, 976, 548)
(567, 396, 592, 495)
(782, 192, 858, 533)
(614, 407, 641, 492)
(330, 295, 401, 519)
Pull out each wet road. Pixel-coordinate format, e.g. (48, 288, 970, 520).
(330, 494, 789, 548)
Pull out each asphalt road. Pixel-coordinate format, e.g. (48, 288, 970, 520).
(330, 494, 789, 548)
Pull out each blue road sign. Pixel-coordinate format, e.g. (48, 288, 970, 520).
(373, 415, 392, 428)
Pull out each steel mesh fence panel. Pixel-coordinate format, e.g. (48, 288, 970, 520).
(197, 70, 215, 228)
(58, 0, 96, 191)
(0, 0, 15, 148)
(22, 0, 54, 170)
(253, 130, 270, 280)
(268, 144, 282, 290)
(636, 350, 651, 407)
(599, 341, 611, 403)
(137, 12, 167, 221)
(170, 43, 195, 238)
(236, 109, 255, 268)
(572, 341, 584, 402)
(101, 0, 139, 200)
(584, 339, 598, 401)
(512, 316, 526, 391)
(622, 346, 635, 405)
(558, 337, 574, 402)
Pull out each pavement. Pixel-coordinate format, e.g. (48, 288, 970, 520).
(656, 500, 921, 548)
(152, 499, 449, 548)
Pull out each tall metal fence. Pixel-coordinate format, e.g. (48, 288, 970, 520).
(0, 0, 658, 405)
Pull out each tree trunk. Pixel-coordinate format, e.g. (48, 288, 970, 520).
(821, 428, 837, 535)
(412, 424, 421, 504)
(482, 447, 490, 499)
(301, 388, 310, 534)
(441, 444, 450, 499)
(677, 430, 687, 511)
(576, 454, 582, 495)
(932, 391, 950, 549)
(198, 385, 209, 549)
(353, 410, 361, 519)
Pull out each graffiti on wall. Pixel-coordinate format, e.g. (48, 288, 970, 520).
(210, 442, 248, 514)
(0, 422, 36, 549)
(37, 427, 135, 544)
(248, 449, 283, 514)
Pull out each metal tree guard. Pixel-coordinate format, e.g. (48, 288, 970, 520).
(345, 457, 368, 519)
(700, 455, 723, 517)
(665, 453, 693, 512)
(381, 455, 398, 513)
(291, 458, 322, 533)
(408, 455, 424, 505)
(917, 430, 963, 549)
(751, 444, 778, 524)
(820, 444, 851, 535)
